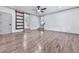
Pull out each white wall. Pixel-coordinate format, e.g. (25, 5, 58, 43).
(24, 14, 39, 30)
(44, 8, 79, 34)
(24, 14, 30, 29)
(30, 15, 39, 30)
(0, 6, 23, 33)
(0, 14, 2, 33)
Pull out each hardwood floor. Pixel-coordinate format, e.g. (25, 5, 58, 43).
(0, 30, 79, 53)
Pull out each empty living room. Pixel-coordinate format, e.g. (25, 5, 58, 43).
(0, 6, 79, 53)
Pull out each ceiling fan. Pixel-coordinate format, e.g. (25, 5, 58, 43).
(37, 6, 47, 13)
(32, 6, 47, 13)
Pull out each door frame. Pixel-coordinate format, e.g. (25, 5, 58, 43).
(0, 11, 12, 34)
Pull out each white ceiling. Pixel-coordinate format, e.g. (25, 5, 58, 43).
(7, 6, 77, 16)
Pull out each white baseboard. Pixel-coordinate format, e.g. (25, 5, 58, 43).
(45, 27, 79, 34)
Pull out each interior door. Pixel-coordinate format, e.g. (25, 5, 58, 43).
(1, 12, 12, 34)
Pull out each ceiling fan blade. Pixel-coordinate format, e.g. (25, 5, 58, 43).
(41, 10, 44, 13)
(37, 6, 40, 10)
(41, 8, 46, 10)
